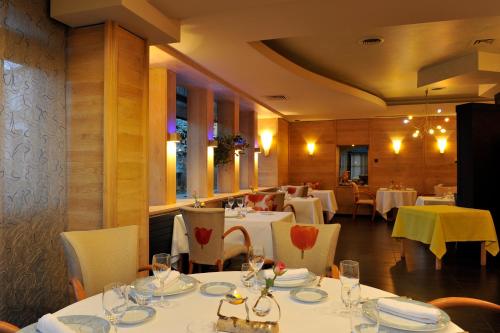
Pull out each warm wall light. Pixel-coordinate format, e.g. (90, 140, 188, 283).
(260, 131, 273, 156)
(167, 132, 180, 142)
(437, 137, 447, 154)
(392, 139, 402, 154)
(307, 142, 315, 155)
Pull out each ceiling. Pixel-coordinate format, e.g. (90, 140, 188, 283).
(147, 0, 500, 120)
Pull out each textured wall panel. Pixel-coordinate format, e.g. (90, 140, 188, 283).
(0, 0, 67, 326)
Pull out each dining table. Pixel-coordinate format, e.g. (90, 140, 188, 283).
(310, 189, 339, 221)
(415, 196, 455, 206)
(376, 189, 418, 219)
(284, 197, 325, 224)
(171, 211, 296, 260)
(20, 271, 464, 333)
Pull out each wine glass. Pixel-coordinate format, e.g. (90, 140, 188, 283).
(248, 245, 265, 292)
(237, 197, 244, 209)
(227, 196, 235, 209)
(152, 253, 172, 308)
(340, 260, 361, 332)
(102, 282, 128, 333)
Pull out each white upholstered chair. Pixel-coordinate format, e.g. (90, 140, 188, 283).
(60, 225, 149, 301)
(271, 221, 341, 277)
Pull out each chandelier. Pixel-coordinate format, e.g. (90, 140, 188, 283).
(403, 89, 450, 138)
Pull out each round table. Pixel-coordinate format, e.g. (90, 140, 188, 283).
(376, 189, 418, 219)
(25, 271, 461, 332)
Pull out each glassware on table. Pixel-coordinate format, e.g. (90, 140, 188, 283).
(353, 304, 379, 333)
(237, 198, 244, 209)
(248, 245, 265, 292)
(340, 260, 361, 332)
(102, 282, 128, 333)
(240, 263, 254, 288)
(228, 196, 235, 209)
(133, 285, 153, 306)
(152, 253, 172, 308)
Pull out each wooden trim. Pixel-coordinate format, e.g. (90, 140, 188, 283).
(141, 39, 150, 267)
(0, 321, 19, 333)
(103, 20, 118, 228)
(429, 297, 500, 312)
(223, 226, 251, 248)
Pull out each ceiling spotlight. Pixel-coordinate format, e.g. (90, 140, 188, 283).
(408, 115, 413, 120)
(437, 125, 442, 130)
(429, 129, 435, 135)
(444, 117, 450, 122)
(440, 128, 446, 133)
(403, 119, 410, 124)
(412, 132, 419, 138)
(437, 108, 442, 114)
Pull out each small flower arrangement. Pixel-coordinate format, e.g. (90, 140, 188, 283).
(263, 261, 287, 293)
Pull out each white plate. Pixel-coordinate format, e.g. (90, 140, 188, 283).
(133, 274, 198, 297)
(119, 305, 156, 325)
(290, 288, 328, 303)
(200, 282, 236, 296)
(19, 315, 110, 333)
(257, 271, 316, 288)
(362, 297, 450, 332)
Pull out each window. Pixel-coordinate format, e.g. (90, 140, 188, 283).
(176, 86, 188, 197)
(339, 145, 369, 185)
(213, 101, 218, 193)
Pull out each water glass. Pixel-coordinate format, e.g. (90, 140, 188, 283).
(152, 253, 172, 308)
(228, 196, 235, 208)
(102, 282, 128, 332)
(248, 245, 265, 272)
(240, 263, 254, 287)
(340, 260, 361, 331)
(237, 197, 244, 209)
(133, 287, 153, 306)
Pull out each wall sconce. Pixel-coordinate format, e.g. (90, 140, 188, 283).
(208, 139, 218, 147)
(392, 139, 402, 154)
(307, 142, 315, 156)
(437, 137, 447, 154)
(260, 131, 273, 156)
(167, 132, 180, 142)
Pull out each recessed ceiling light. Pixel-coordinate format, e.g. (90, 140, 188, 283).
(431, 87, 446, 91)
(264, 95, 287, 101)
(358, 37, 384, 46)
(473, 38, 495, 46)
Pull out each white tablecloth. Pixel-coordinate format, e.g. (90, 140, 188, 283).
(376, 189, 418, 219)
(285, 197, 324, 224)
(311, 190, 338, 220)
(415, 196, 455, 206)
(31, 271, 462, 333)
(172, 212, 296, 260)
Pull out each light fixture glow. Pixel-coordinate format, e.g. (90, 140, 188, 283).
(444, 117, 450, 122)
(440, 128, 446, 134)
(408, 115, 413, 120)
(437, 108, 442, 114)
(260, 131, 273, 156)
(437, 125, 442, 130)
(307, 142, 315, 155)
(403, 119, 410, 124)
(429, 128, 435, 135)
(437, 137, 447, 154)
(392, 139, 402, 154)
(412, 131, 419, 138)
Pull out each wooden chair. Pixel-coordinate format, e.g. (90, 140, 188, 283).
(0, 321, 19, 333)
(429, 297, 500, 312)
(60, 225, 151, 302)
(352, 182, 376, 221)
(181, 207, 251, 273)
(271, 221, 341, 278)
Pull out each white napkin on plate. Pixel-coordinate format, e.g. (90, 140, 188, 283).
(225, 208, 239, 217)
(37, 314, 73, 333)
(264, 268, 309, 281)
(377, 298, 441, 324)
(149, 270, 180, 289)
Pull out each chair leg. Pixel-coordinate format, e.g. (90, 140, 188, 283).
(216, 259, 223, 272)
(188, 260, 194, 274)
(352, 204, 359, 221)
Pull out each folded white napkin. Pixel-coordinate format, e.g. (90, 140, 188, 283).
(149, 270, 180, 289)
(263, 268, 309, 281)
(377, 298, 441, 324)
(37, 314, 73, 333)
(225, 208, 239, 217)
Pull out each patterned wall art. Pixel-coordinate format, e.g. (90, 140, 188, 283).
(0, 0, 68, 326)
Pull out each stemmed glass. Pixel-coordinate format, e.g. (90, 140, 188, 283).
(152, 253, 172, 308)
(248, 245, 265, 292)
(228, 196, 235, 209)
(237, 197, 244, 209)
(102, 282, 128, 333)
(340, 260, 361, 332)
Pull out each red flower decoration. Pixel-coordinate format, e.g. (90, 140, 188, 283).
(290, 225, 319, 259)
(287, 187, 297, 194)
(194, 227, 212, 249)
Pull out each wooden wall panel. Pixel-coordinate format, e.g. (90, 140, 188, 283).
(67, 25, 104, 231)
(239, 110, 257, 189)
(277, 118, 289, 186)
(336, 119, 370, 146)
(288, 121, 337, 189)
(217, 97, 240, 192)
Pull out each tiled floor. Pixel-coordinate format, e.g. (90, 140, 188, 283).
(221, 214, 500, 332)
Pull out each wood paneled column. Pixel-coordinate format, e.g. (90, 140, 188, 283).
(217, 97, 240, 193)
(149, 68, 176, 205)
(187, 87, 215, 198)
(240, 110, 258, 189)
(258, 118, 289, 187)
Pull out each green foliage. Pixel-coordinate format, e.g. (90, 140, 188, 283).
(214, 134, 249, 166)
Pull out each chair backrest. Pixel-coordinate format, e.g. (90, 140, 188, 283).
(429, 297, 500, 312)
(271, 221, 341, 276)
(256, 192, 285, 211)
(0, 321, 19, 333)
(434, 184, 457, 196)
(181, 207, 225, 265)
(60, 225, 139, 297)
(352, 182, 360, 202)
(244, 193, 276, 211)
(284, 185, 308, 198)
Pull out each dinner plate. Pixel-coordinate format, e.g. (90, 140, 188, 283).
(200, 282, 236, 296)
(362, 297, 450, 332)
(119, 305, 156, 325)
(19, 315, 111, 333)
(256, 271, 316, 288)
(290, 287, 328, 303)
(133, 274, 198, 297)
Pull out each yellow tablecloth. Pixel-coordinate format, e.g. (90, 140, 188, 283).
(392, 205, 499, 259)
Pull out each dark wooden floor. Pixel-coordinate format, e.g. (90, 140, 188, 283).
(222, 214, 500, 332)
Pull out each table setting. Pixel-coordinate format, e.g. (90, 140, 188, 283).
(376, 186, 418, 220)
(19, 251, 464, 333)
